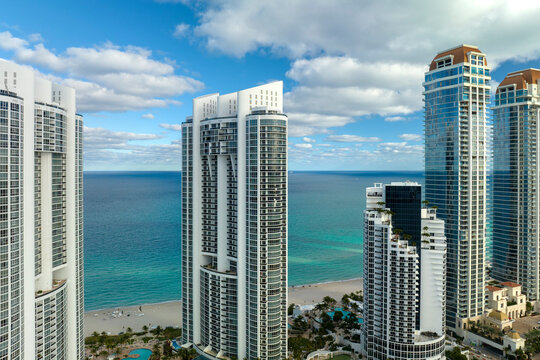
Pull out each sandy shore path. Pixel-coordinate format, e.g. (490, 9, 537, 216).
(288, 278, 363, 306)
(84, 301, 182, 337)
(84, 278, 363, 336)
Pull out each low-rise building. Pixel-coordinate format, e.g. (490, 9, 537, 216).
(486, 282, 527, 320)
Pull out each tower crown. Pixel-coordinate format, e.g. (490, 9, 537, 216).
(429, 44, 486, 70)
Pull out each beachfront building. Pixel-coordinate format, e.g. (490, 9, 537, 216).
(181, 82, 288, 360)
(492, 69, 540, 302)
(363, 182, 446, 360)
(424, 45, 491, 332)
(0, 59, 84, 360)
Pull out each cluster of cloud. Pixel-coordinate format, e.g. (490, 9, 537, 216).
(84, 126, 182, 170)
(189, 0, 540, 138)
(0, 31, 204, 112)
(289, 139, 424, 170)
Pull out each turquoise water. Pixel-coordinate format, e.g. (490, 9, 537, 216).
(327, 307, 363, 324)
(84, 171, 424, 310)
(128, 348, 152, 360)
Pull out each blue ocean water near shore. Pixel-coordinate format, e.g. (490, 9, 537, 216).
(84, 171, 424, 311)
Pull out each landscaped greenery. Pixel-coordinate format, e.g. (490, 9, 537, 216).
(85, 326, 185, 360)
(468, 322, 503, 344)
(331, 355, 352, 360)
(445, 347, 467, 360)
(288, 335, 334, 360)
(524, 328, 540, 354)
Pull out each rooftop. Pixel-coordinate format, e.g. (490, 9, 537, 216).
(501, 281, 521, 288)
(497, 68, 540, 93)
(488, 310, 509, 322)
(429, 44, 485, 71)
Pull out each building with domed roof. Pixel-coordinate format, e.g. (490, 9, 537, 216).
(424, 44, 491, 333)
(492, 69, 540, 302)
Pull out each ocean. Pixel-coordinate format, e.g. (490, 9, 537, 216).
(84, 171, 424, 311)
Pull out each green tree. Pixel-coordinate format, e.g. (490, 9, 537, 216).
(288, 303, 295, 316)
(445, 347, 467, 360)
(323, 296, 336, 306)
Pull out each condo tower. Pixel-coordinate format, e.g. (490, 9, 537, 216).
(181, 82, 288, 360)
(0, 59, 84, 360)
(424, 45, 490, 332)
(363, 182, 446, 359)
(492, 69, 540, 301)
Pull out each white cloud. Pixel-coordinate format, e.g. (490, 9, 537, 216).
(0, 31, 203, 112)
(399, 133, 422, 141)
(91, 72, 202, 98)
(142, 113, 155, 119)
(325, 135, 381, 143)
(160, 123, 183, 131)
(192, 0, 540, 65)
(384, 116, 406, 122)
(287, 57, 424, 90)
(174, 23, 190, 38)
(303, 137, 316, 143)
(294, 143, 312, 149)
(282, 56, 423, 136)
(286, 112, 354, 137)
(84, 126, 163, 146)
(83, 126, 182, 170)
(377, 142, 424, 153)
(28, 33, 43, 43)
(0, 31, 28, 51)
(62, 78, 170, 113)
(190, 0, 540, 141)
(288, 139, 424, 170)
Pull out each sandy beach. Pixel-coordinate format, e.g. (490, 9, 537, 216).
(84, 278, 363, 336)
(288, 278, 363, 306)
(84, 301, 182, 337)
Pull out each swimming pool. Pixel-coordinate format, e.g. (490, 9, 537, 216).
(128, 348, 152, 360)
(327, 307, 363, 324)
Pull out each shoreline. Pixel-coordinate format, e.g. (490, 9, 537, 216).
(84, 277, 363, 336)
(85, 277, 364, 312)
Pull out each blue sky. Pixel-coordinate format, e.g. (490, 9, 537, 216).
(0, 0, 539, 171)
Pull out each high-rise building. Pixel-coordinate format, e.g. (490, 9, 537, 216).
(0, 59, 84, 360)
(424, 45, 491, 331)
(492, 69, 540, 301)
(363, 182, 446, 360)
(181, 82, 287, 360)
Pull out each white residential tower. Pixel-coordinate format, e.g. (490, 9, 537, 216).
(0, 59, 84, 360)
(363, 182, 446, 360)
(181, 82, 288, 360)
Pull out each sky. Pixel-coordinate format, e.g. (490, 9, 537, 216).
(0, 0, 539, 171)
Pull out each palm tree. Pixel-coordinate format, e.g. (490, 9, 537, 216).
(142, 325, 149, 334)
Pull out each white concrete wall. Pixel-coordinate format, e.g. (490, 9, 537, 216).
(420, 216, 446, 335)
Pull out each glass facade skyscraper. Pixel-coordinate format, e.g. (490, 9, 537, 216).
(492, 69, 540, 301)
(181, 82, 288, 360)
(384, 183, 422, 248)
(424, 45, 490, 331)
